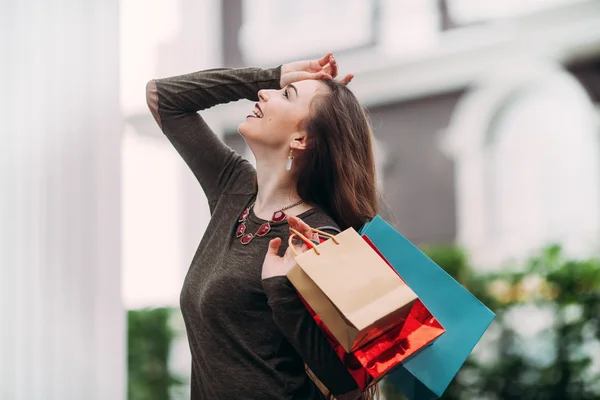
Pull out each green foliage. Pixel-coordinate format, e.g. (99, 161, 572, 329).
(126, 247, 600, 400)
(128, 307, 184, 400)
(421, 245, 470, 284)
(381, 245, 600, 400)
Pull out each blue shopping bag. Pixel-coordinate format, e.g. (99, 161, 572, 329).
(360, 216, 495, 400)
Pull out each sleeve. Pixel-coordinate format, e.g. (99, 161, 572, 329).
(145, 67, 281, 205)
(262, 276, 362, 399)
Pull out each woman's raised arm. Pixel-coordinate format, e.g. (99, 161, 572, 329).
(145, 67, 281, 206)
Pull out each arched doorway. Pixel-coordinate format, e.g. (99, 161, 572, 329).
(443, 58, 600, 269)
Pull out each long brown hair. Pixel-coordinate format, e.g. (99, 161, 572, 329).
(299, 79, 380, 399)
(296, 79, 378, 231)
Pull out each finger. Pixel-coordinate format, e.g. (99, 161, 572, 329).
(284, 71, 305, 84)
(287, 215, 300, 229)
(308, 54, 330, 72)
(287, 71, 332, 83)
(310, 71, 333, 81)
(317, 53, 332, 67)
(311, 232, 320, 243)
(329, 56, 339, 79)
(340, 73, 354, 85)
(288, 215, 313, 239)
(267, 238, 282, 256)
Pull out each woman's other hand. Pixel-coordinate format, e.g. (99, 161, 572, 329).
(280, 53, 354, 88)
(261, 215, 319, 280)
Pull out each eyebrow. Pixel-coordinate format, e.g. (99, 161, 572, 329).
(287, 84, 298, 98)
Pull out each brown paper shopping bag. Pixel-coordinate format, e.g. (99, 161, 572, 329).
(287, 227, 418, 352)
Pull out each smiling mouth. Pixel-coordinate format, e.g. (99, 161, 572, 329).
(250, 103, 264, 118)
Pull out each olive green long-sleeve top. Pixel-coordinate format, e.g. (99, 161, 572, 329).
(146, 66, 360, 399)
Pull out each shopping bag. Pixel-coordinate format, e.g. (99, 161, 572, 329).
(287, 227, 445, 390)
(302, 297, 444, 391)
(360, 216, 496, 400)
(286, 226, 419, 352)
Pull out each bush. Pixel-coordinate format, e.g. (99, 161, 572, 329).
(128, 307, 184, 400)
(381, 245, 600, 400)
(126, 246, 600, 399)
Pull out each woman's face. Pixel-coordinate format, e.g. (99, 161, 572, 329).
(238, 80, 324, 151)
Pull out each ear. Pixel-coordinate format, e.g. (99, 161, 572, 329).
(289, 131, 307, 151)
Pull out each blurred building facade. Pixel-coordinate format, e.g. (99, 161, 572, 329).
(122, 0, 600, 396)
(210, 0, 600, 270)
(5, 1, 599, 399)
(124, 0, 600, 297)
(125, 0, 600, 304)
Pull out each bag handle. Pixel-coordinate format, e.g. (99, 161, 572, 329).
(288, 227, 340, 257)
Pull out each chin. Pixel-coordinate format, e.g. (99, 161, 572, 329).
(238, 121, 261, 140)
(237, 121, 246, 136)
(238, 121, 254, 137)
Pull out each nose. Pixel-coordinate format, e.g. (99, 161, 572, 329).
(258, 89, 270, 102)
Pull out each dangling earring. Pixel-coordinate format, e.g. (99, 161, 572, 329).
(286, 149, 294, 171)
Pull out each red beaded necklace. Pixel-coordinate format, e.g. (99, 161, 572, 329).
(236, 199, 304, 245)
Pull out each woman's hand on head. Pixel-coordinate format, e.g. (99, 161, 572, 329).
(280, 53, 354, 88)
(261, 215, 319, 280)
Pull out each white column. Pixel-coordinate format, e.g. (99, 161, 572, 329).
(0, 1, 124, 399)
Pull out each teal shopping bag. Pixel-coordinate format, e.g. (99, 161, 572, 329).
(360, 216, 495, 400)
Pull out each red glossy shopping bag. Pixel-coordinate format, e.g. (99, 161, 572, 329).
(288, 227, 445, 390)
(301, 297, 444, 390)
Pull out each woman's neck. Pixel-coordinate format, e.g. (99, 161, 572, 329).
(253, 158, 311, 220)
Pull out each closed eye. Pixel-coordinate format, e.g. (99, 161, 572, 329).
(283, 87, 289, 99)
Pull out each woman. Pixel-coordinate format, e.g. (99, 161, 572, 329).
(146, 53, 378, 399)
